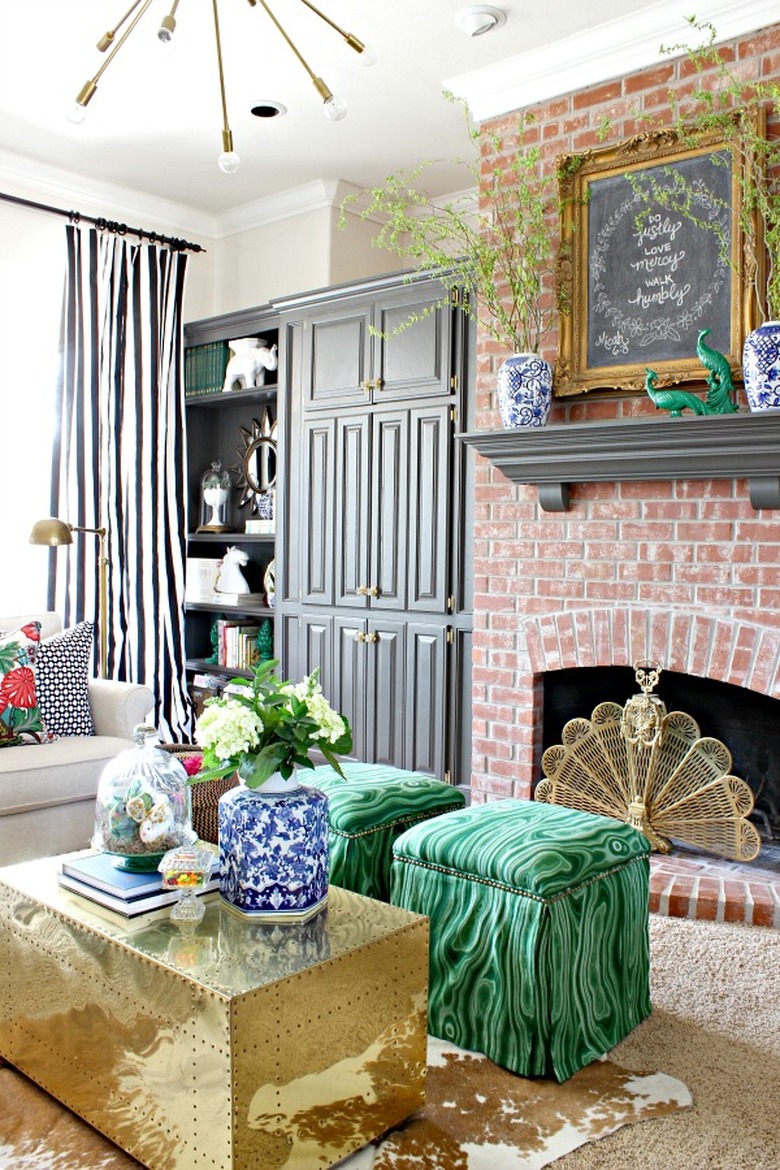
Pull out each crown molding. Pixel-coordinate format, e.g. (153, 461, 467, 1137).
(0, 152, 361, 241)
(0, 148, 216, 243)
(214, 179, 363, 237)
(445, 0, 778, 122)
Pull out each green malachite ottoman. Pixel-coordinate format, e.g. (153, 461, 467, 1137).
(390, 799, 651, 1082)
(308, 763, 466, 902)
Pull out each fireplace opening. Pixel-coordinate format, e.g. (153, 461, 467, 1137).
(540, 666, 780, 852)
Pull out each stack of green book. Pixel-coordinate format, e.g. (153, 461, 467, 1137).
(185, 341, 229, 398)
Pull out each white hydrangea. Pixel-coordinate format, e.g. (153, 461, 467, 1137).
(194, 699, 263, 761)
(306, 692, 347, 744)
(285, 675, 346, 744)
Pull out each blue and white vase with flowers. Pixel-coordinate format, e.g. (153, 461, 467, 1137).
(193, 660, 352, 921)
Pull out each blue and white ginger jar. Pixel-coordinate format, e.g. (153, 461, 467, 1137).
(497, 353, 553, 428)
(742, 321, 780, 411)
(218, 767, 329, 921)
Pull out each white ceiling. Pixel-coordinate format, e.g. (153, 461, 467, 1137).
(0, 1, 773, 220)
(0, 0, 659, 216)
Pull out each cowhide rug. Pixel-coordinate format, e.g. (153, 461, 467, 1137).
(0, 1040, 690, 1170)
(340, 1038, 691, 1169)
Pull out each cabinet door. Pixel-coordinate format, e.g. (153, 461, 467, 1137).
(404, 622, 448, 777)
(407, 404, 451, 613)
(374, 289, 453, 403)
(365, 619, 405, 768)
(334, 414, 371, 608)
(300, 417, 335, 606)
(302, 304, 371, 410)
(296, 613, 333, 700)
(333, 617, 368, 763)
(369, 409, 409, 610)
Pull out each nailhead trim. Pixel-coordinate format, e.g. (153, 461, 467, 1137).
(331, 802, 465, 841)
(393, 853, 648, 906)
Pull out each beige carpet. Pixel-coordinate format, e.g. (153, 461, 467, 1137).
(1, 914, 776, 1170)
(550, 915, 780, 1170)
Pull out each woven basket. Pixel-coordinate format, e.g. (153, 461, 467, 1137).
(159, 744, 239, 845)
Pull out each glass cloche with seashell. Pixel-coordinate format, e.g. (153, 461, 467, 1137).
(93, 726, 197, 871)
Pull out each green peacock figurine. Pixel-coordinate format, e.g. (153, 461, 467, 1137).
(646, 329, 739, 417)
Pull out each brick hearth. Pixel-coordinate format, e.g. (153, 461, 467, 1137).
(650, 851, 780, 929)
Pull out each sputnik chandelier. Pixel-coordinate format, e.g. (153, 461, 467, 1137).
(70, 0, 376, 173)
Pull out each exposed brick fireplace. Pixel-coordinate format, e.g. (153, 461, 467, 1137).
(466, 23, 780, 927)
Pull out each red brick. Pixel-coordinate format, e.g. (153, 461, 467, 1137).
(748, 882, 777, 927)
(667, 876, 695, 919)
(723, 881, 748, 923)
(693, 878, 721, 922)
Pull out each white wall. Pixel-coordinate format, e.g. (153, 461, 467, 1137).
(0, 197, 64, 613)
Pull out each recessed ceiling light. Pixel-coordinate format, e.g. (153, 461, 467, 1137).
(250, 101, 288, 119)
(454, 6, 507, 37)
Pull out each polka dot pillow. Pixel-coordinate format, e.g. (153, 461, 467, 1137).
(0, 622, 45, 746)
(36, 621, 95, 738)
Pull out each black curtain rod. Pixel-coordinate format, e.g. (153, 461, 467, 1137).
(0, 190, 206, 253)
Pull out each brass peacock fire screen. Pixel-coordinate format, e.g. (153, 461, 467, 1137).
(535, 662, 762, 862)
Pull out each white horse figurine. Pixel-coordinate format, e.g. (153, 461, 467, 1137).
(223, 338, 278, 392)
(215, 546, 251, 594)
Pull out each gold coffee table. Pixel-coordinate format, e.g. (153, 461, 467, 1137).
(0, 854, 428, 1169)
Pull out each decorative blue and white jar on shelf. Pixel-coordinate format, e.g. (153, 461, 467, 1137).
(742, 321, 780, 411)
(218, 764, 329, 922)
(497, 353, 553, 428)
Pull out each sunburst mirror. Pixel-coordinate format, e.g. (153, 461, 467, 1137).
(233, 410, 277, 513)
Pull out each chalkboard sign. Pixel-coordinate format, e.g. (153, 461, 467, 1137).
(556, 133, 755, 397)
(587, 153, 732, 367)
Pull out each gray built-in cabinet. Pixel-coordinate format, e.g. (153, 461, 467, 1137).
(184, 272, 474, 786)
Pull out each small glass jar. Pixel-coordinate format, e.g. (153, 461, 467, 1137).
(93, 725, 195, 870)
(198, 460, 232, 532)
(159, 844, 215, 922)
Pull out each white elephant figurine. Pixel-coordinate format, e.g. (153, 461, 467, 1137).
(223, 338, 278, 392)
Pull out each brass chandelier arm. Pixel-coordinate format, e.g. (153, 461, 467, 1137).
(77, 0, 156, 109)
(297, 0, 369, 55)
(211, 0, 235, 156)
(96, 0, 148, 52)
(250, 0, 334, 102)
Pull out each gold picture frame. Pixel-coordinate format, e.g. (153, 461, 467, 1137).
(555, 128, 758, 397)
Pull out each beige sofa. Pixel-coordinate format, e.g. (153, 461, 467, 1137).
(0, 613, 153, 865)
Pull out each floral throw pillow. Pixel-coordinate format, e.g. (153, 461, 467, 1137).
(0, 622, 44, 746)
(36, 621, 95, 738)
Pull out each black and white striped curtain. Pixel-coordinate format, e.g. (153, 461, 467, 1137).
(49, 224, 191, 741)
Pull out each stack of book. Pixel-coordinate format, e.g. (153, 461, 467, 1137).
(184, 341, 229, 399)
(58, 851, 220, 918)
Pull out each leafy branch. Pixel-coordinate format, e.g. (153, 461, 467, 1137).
(340, 110, 570, 353)
(640, 18, 780, 321)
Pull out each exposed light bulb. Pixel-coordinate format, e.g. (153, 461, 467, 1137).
(358, 42, 377, 67)
(67, 101, 88, 125)
(218, 150, 241, 174)
(158, 14, 176, 45)
(323, 94, 347, 121)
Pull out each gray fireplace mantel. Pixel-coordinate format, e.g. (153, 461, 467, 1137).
(460, 410, 780, 512)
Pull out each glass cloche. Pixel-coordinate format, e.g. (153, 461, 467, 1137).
(93, 725, 196, 870)
(197, 460, 232, 532)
